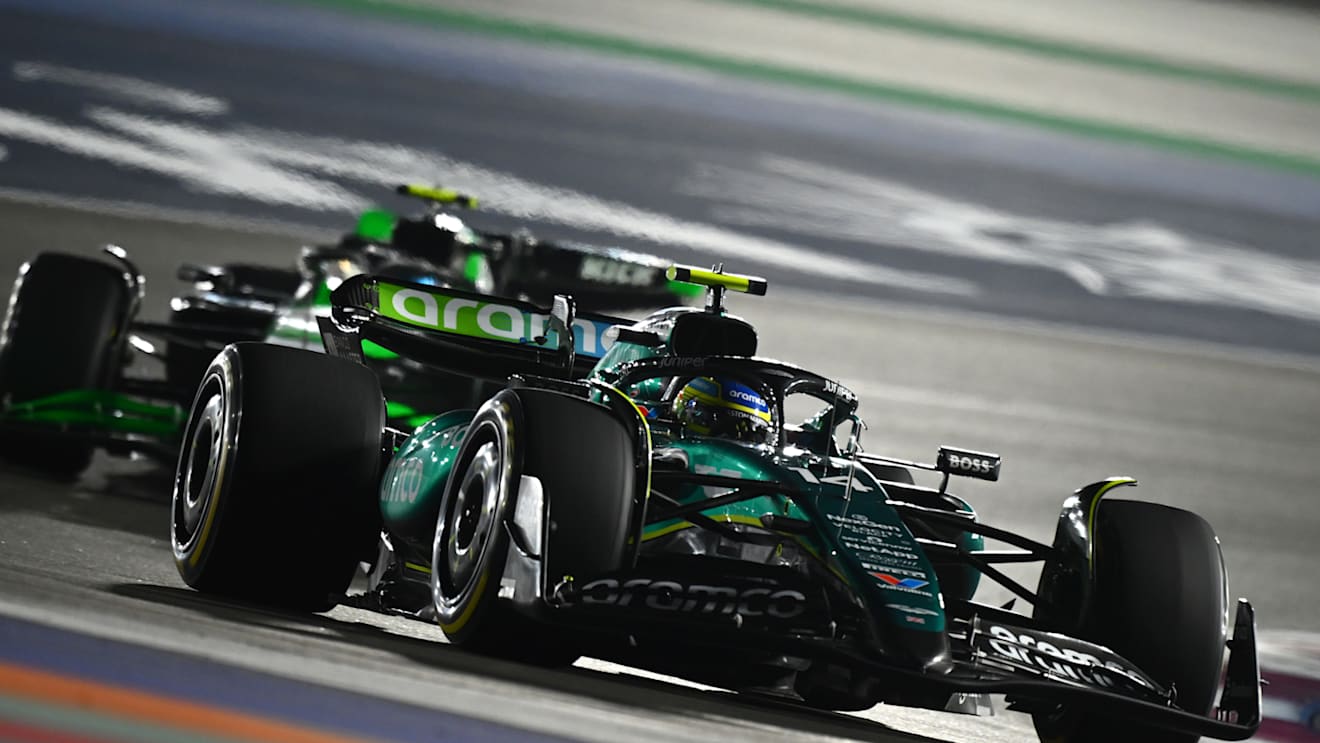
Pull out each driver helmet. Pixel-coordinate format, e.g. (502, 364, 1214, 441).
(672, 377, 773, 445)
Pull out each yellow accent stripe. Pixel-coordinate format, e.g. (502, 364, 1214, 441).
(642, 513, 769, 541)
(439, 569, 488, 634)
(640, 514, 853, 585)
(403, 561, 432, 574)
(1086, 477, 1137, 563)
(187, 460, 225, 568)
(642, 520, 695, 541)
(596, 382, 653, 507)
(189, 395, 229, 569)
(442, 403, 514, 635)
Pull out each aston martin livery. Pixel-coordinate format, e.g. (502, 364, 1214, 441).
(165, 264, 1261, 743)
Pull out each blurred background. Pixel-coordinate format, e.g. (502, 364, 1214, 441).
(0, 0, 1317, 741)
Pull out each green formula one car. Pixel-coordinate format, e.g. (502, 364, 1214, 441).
(169, 265, 1260, 743)
(0, 185, 696, 475)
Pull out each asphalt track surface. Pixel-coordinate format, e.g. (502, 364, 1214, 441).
(0, 2, 1318, 742)
(4, 0, 1320, 351)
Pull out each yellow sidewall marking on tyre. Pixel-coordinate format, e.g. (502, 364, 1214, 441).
(440, 569, 488, 635)
(188, 386, 229, 569)
(1085, 477, 1137, 566)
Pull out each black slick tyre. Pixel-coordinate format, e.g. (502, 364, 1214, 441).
(431, 391, 523, 653)
(432, 388, 635, 666)
(1032, 499, 1228, 743)
(171, 343, 384, 612)
(0, 253, 130, 476)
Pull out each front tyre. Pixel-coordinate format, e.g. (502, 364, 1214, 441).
(171, 343, 385, 611)
(431, 390, 597, 667)
(431, 393, 518, 648)
(1033, 499, 1228, 743)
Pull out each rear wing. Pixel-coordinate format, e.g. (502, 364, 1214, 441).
(323, 274, 630, 380)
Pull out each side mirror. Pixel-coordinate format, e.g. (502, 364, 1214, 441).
(536, 294, 577, 372)
(936, 446, 1001, 482)
(842, 415, 867, 457)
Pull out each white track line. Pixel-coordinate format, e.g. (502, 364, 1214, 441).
(687, 155, 1320, 325)
(765, 287, 1320, 374)
(3, 182, 1318, 378)
(0, 184, 335, 240)
(13, 61, 229, 117)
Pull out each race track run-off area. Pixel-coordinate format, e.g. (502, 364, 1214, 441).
(0, 1, 1318, 743)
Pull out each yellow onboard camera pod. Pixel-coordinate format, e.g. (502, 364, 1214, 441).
(665, 265, 768, 296)
(395, 184, 478, 209)
(666, 264, 768, 316)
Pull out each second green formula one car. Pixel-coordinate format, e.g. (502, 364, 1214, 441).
(0, 184, 697, 475)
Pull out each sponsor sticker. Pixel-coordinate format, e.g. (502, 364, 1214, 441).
(383, 457, 424, 504)
(890, 603, 941, 627)
(572, 577, 807, 619)
(378, 282, 616, 358)
(872, 573, 930, 590)
(579, 256, 658, 286)
(828, 514, 930, 581)
(936, 446, 1001, 480)
(893, 604, 941, 616)
(976, 622, 1143, 691)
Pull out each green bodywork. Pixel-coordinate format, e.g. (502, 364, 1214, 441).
(0, 389, 184, 435)
(265, 275, 400, 360)
(355, 208, 397, 243)
(0, 274, 406, 442)
(355, 207, 493, 289)
(666, 280, 706, 299)
(648, 436, 954, 632)
(379, 409, 474, 534)
(373, 313, 980, 636)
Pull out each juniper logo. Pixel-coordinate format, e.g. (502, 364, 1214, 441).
(379, 283, 616, 358)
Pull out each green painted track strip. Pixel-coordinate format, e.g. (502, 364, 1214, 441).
(717, 0, 1320, 103)
(283, 0, 1320, 178)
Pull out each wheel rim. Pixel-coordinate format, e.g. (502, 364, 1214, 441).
(444, 440, 500, 592)
(173, 381, 225, 554)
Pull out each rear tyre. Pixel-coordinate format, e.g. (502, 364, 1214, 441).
(1032, 499, 1228, 743)
(171, 343, 384, 611)
(0, 253, 130, 476)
